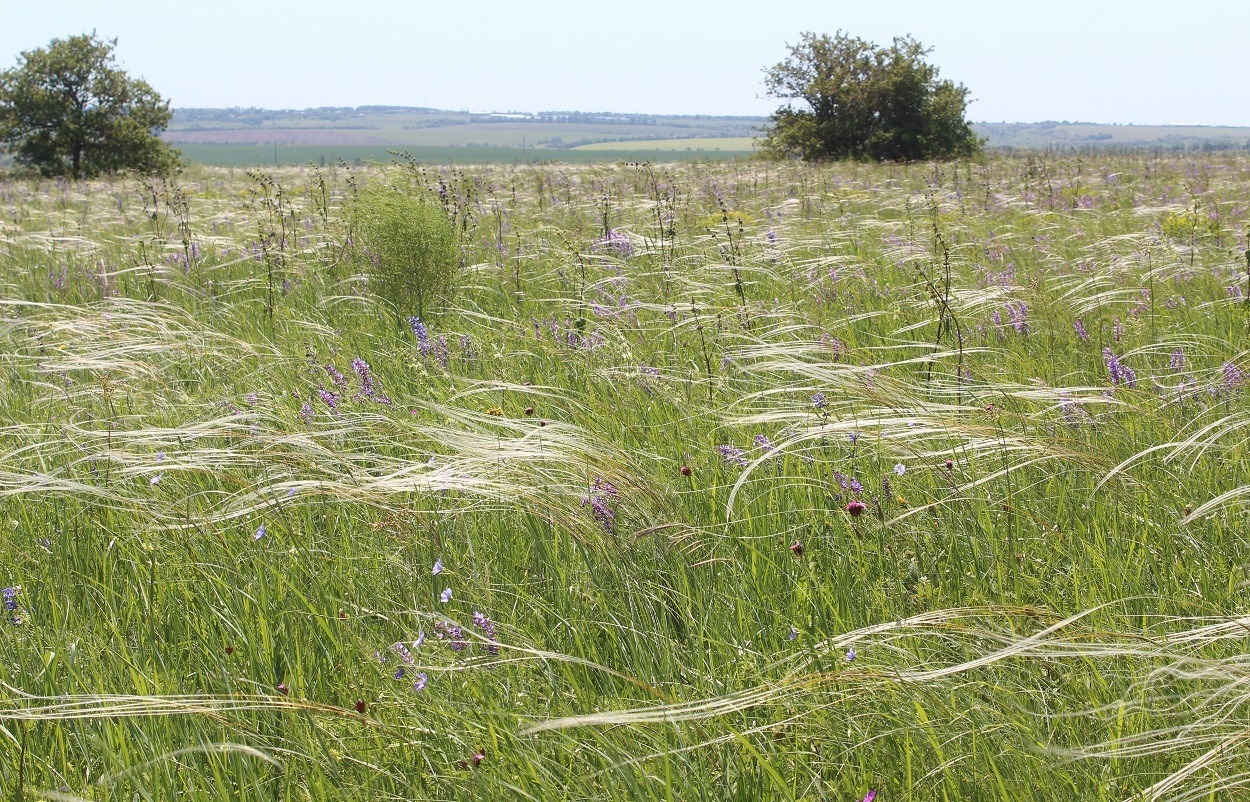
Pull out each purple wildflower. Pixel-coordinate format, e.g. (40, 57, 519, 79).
(893, 463, 906, 476)
(432, 558, 444, 575)
(433, 335, 449, 367)
(1104, 348, 1137, 388)
(591, 230, 634, 258)
(440, 588, 452, 603)
(472, 611, 499, 654)
(2, 587, 17, 612)
(409, 316, 429, 342)
(717, 444, 749, 468)
(1006, 302, 1029, 334)
(754, 434, 775, 454)
(317, 388, 339, 410)
(812, 392, 826, 409)
(413, 672, 428, 691)
(299, 402, 315, 422)
(848, 477, 863, 494)
(351, 358, 375, 397)
(393, 642, 415, 664)
(1222, 361, 1244, 394)
(252, 525, 266, 540)
(1073, 319, 1090, 342)
(325, 364, 349, 390)
(1170, 349, 1186, 371)
(581, 477, 620, 533)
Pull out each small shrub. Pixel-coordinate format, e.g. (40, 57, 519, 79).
(350, 178, 458, 320)
(1160, 208, 1220, 242)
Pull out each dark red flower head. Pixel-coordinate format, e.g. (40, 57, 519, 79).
(846, 500, 867, 517)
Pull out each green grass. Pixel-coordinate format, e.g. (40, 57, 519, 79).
(1, 154, 1250, 800)
(571, 137, 756, 151)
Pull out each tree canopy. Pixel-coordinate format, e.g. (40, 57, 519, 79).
(760, 31, 981, 163)
(0, 33, 180, 178)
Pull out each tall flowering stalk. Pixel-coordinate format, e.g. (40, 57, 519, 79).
(1103, 348, 1137, 388)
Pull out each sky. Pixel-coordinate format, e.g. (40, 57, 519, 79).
(1, 0, 1248, 126)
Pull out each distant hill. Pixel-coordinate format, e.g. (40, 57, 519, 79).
(161, 107, 1250, 166)
(972, 121, 1250, 151)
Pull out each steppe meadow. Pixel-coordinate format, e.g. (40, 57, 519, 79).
(2, 153, 1250, 800)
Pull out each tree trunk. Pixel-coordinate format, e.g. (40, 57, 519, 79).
(71, 143, 82, 180)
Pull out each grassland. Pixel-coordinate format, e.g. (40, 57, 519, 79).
(1, 153, 1250, 800)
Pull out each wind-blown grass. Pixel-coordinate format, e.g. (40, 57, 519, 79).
(2, 154, 1250, 800)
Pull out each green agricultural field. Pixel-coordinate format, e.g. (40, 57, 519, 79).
(572, 136, 757, 152)
(173, 143, 756, 167)
(2, 154, 1250, 800)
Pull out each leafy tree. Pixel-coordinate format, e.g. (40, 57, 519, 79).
(760, 31, 981, 163)
(0, 33, 179, 178)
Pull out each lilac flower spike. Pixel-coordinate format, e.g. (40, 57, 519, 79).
(863, 792, 877, 802)
(717, 444, 749, 468)
(1103, 348, 1137, 388)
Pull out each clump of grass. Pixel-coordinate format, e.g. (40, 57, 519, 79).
(349, 173, 458, 322)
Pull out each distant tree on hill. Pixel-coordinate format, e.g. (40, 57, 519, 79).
(760, 31, 981, 162)
(0, 33, 180, 178)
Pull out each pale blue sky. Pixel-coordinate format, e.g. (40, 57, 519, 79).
(2, 0, 1247, 125)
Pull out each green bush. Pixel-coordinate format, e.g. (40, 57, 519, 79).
(349, 178, 458, 320)
(1159, 208, 1221, 242)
